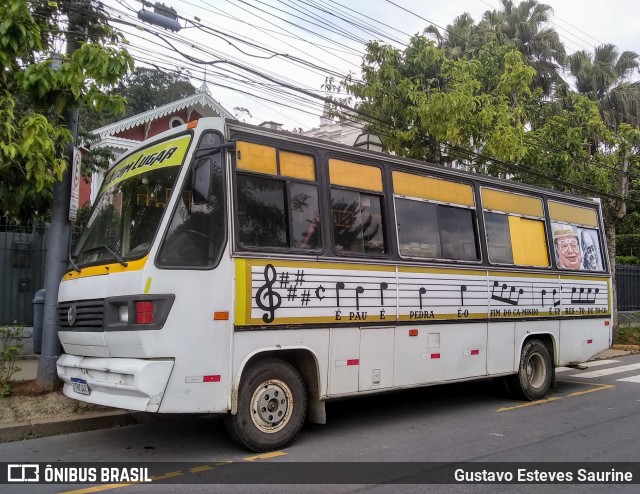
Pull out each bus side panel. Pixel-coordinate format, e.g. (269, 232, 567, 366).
(328, 327, 360, 395)
(487, 322, 515, 375)
(394, 322, 488, 386)
(359, 327, 394, 391)
(558, 318, 609, 365)
(156, 256, 235, 414)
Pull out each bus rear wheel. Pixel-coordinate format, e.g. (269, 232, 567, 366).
(506, 339, 552, 401)
(224, 358, 307, 452)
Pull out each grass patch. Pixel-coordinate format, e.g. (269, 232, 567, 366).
(615, 326, 640, 346)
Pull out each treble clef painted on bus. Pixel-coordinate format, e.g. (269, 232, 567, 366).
(255, 264, 282, 323)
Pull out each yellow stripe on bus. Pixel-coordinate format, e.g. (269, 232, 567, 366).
(280, 151, 316, 181)
(392, 171, 474, 207)
(482, 188, 544, 218)
(329, 159, 383, 192)
(236, 141, 277, 175)
(548, 201, 598, 227)
(62, 256, 148, 281)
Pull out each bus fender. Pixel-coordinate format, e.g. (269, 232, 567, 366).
(230, 346, 325, 424)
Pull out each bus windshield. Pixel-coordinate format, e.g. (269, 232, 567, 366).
(73, 135, 192, 267)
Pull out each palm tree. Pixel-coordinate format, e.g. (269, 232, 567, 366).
(424, 13, 482, 59)
(566, 44, 640, 129)
(479, 0, 566, 96)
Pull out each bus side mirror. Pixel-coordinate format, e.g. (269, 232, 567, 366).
(192, 157, 212, 205)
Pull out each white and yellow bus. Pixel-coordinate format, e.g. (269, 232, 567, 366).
(57, 117, 612, 451)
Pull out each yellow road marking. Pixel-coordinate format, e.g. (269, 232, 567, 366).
(496, 380, 615, 412)
(59, 462, 235, 493)
(59, 484, 132, 494)
(496, 396, 562, 412)
(243, 451, 287, 461)
(566, 383, 614, 397)
(150, 471, 182, 481)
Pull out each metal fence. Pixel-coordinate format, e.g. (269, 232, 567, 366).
(0, 224, 47, 326)
(616, 264, 640, 311)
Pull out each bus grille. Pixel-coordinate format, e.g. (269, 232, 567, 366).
(58, 299, 105, 331)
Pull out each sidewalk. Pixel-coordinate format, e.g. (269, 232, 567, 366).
(1, 357, 161, 443)
(2, 345, 639, 443)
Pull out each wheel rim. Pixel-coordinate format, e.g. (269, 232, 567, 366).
(525, 352, 546, 389)
(250, 379, 294, 433)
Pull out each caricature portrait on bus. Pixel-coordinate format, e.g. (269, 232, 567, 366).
(552, 222, 603, 271)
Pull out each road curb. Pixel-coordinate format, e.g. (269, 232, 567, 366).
(610, 344, 640, 351)
(0, 411, 151, 443)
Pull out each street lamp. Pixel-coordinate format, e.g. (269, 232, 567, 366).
(354, 132, 383, 152)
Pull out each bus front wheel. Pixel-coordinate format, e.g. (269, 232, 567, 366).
(506, 339, 552, 401)
(224, 358, 307, 452)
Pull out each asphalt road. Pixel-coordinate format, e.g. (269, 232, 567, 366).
(1, 353, 640, 494)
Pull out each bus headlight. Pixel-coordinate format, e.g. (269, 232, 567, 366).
(118, 304, 129, 323)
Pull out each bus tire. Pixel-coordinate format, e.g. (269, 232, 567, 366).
(507, 339, 552, 401)
(224, 358, 307, 452)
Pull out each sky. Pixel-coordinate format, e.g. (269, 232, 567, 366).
(105, 0, 640, 131)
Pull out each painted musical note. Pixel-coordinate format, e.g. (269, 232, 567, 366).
(335, 282, 345, 307)
(571, 287, 600, 304)
(379, 282, 388, 305)
(491, 280, 523, 306)
(255, 264, 282, 323)
(541, 288, 561, 307)
(418, 287, 427, 310)
(355, 286, 365, 311)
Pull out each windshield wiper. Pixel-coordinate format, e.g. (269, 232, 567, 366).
(68, 253, 81, 272)
(82, 244, 128, 267)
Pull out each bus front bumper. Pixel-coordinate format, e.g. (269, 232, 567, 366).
(57, 355, 174, 412)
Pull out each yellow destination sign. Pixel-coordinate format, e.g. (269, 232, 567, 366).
(100, 135, 192, 194)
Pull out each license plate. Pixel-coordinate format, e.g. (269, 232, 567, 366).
(71, 377, 90, 395)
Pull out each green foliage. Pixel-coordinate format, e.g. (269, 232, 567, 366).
(0, 324, 23, 397)
(615, 256, 639, 265)
(616, 234, 640, 257)
(332, 37, 536, 168)
(0, 0, 133, 224)
(117, 67, 196, 118)
(331, 0, 640, 272)
(614, 325, 640, 346)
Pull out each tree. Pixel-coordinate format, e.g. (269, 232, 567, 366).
(0, 0, 133, 224)
(332, 36, 537, 169)
(478, 0, 565, 96)
(424, 13, 482, 60)
(566, 44, 640, 130)
(116, 67, 196, 118)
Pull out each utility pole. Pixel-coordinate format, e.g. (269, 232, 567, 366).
(36, 7, 82, 390)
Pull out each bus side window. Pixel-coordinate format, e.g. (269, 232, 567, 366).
(548, 201, 604, 271)
(481, 188, 549, 267)
(331, 188, 385, 254)
(235, 143, 320, 251)
(328, 159, 386, 255)
(392, 171, 478, 261)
